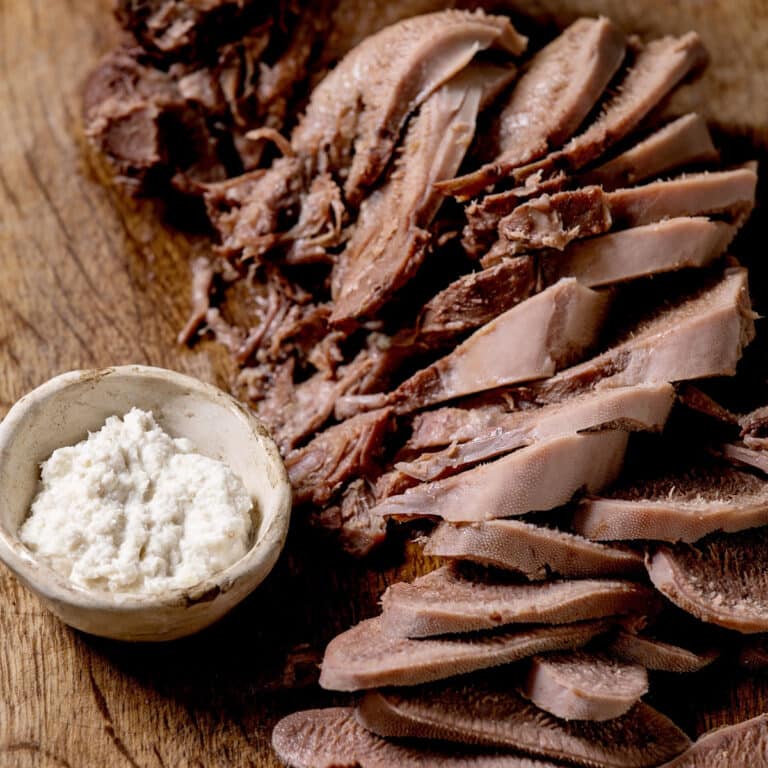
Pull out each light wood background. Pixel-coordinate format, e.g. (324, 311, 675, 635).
(1, 1, 767, 765)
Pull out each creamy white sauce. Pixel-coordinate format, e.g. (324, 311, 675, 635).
(19, 408, 253, 594)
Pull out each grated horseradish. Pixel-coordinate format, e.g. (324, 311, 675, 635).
(19, 408, 253, 594)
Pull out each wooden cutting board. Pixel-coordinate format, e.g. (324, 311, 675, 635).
(1, 1, 767, 765)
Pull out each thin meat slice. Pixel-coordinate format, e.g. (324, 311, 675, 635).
(573, 462, 768, 543)
(607, 631, 718, 673)
(424, 520, 644, 581)
(372, 430, 629, 523)
(720, 442, 768, 474)
(522, 652, 648, 721)
(272, 707, 562, 768)
(397, 384, 674, 483)
(357, 678, 691, 768)
(441, 17, 626, 198)
(606, 166, 757, 229)
(286, 409, 393, 506)
(578, 113, 718, 191)
(319, 615, 612, 691)
(646, 528, 768, 633)
(380, 567, 656, 638)
(658, 714, 768, 767)
(738, 636, 768, 673)
(542, 218, 736, 289)
(329, 64, 515, 328)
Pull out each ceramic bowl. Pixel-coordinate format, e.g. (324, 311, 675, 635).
(0, 365, 292, 641)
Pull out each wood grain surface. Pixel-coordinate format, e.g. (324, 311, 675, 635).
(1, 1, 767, 766)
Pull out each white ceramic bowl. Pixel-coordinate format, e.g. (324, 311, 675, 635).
(0, 365, 292, 641)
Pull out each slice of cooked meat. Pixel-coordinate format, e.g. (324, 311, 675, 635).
(341, 279, 609, 417)
(740, 404, 768, 440)
(578, 113, 718, 191)
(541, 218, 735, 289)
(606, 631, 718, 673)
(646, 528, 768, 633)
(272, 707, 562, 768)
(177, 256, 215, 344)
(357, 678, 691, 768)
(658, 714, 768, 767)
(319, 615, 612, 691)
(396, 383, 674, 483)
(738, 636, 768, 673)
(606, 166, 757, 229)
(380, 567, 656, 638)
(720, 442, 768, 474)
(522, 652, 648, 722)
(407, 383, 674, 453)
(424, 520, 644, 581)
(372, 430, 629, 522)
(440, 17, 626, 198)
(286, 408, 393, 506)
(573, 461, 768, 542)
(329, 63, 515, 328)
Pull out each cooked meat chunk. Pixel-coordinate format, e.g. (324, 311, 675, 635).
(522, 652, 649, 722)
(607, 631, 718, 673)
(319, 615, 611, 691)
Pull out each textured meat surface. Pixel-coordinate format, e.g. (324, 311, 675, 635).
(658, 714, 768, 767)
(357, 677, 691, 768)
(646, 528, 768, 633)
(319, 615, 611, 691)
(380, 566, 656, 638)
(372, 430, 629, 522)
(272, 707, 562, 768)
(607, 632, 718, 673)
(573, 461, 768, 542)
(542, 218, 735, 288)
(523, 652, 648, 722)
(424, 520, 644, 580)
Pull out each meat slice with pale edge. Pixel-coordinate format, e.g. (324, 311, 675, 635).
(720, 442, 768, 474)
(440, 17, 626, 198)
(657, 714, 768, 767)
(319, 615, 612, 691)
(646, 528, 768, 633)
(357, 680, 691, 768)
(607, 631, 718, 673)
(272, 707, 562, 768)
(372, 430, 629, 522)
(522, 652, 648, 722)
(542, 218, 735, 289)
(424, 520, 644, 580)
(573, 462, 768, 543)
(578, 113, 718, 191)
(379, 567, 656, 638)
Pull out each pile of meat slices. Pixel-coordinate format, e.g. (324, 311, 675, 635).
(85, 4, 768, 766)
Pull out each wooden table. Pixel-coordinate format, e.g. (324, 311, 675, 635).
(1, 1, 767, 765)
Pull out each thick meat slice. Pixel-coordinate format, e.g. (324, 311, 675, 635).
(646, 528, 768, 633)
(578, 113, 718, 191)
(541, 218, 735, 289)
(272, 707, 562, 768)
(606, 166, 757, 229)
(607, 632, 718, 673)
(658, 714, 768, 767)
(372, 430, 629, 523)
(286, 409, 393, 506)
(573, 462, 768, 543)
(380, 567, 656, 638)
(424, 520, 644, 581)
(329, 63, 514, 327)
(522, 652, 648, 721)
(357, 679, 691, 768)
(441, 17, 626, 198)
(396, 383, 673, 483)
(319, 615, 612, 691)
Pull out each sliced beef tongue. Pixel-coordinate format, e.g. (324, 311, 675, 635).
(357, 677, 691, 768)
(379, 566, 656, 638)
(606, 631, 719, 673)
(522, 651, 649, 722)
(573, 460, 768, 543)
(424, 520, 644, 581)
(646, 527, 768, 633)
(319, 615, 613, 691)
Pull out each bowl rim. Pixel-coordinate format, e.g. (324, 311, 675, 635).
(0, 364, 292, 615)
